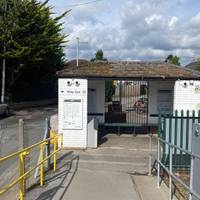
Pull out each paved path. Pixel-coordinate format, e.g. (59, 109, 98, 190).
(26, 149, 142, 200)
(26, 135, 159, 200)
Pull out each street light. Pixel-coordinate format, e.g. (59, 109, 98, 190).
(76, 37, 79, 67)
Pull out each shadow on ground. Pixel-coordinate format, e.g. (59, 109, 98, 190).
(26, 151, 79, 200)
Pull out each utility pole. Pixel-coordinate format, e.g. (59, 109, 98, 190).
(1, 0, 7, 103)
(76, 37, 79, 67)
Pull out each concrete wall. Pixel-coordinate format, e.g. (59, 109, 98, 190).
(88, 80, 105, 123)
(148, 80, 175, 124)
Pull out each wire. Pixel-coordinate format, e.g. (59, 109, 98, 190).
(61, 0, 103, 8)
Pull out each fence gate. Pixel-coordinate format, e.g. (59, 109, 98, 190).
(105, 80, 148, 126)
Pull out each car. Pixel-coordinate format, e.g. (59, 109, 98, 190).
(0, 103, 10, 116)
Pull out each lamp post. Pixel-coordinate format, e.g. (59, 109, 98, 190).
(76, 37, 79, 67)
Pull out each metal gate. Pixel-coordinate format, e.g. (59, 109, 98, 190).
(105, 80, 148, 125)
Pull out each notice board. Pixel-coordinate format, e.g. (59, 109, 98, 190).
(63, 99, 83, 129)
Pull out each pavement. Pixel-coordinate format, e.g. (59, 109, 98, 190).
(25, 134, 169, 200)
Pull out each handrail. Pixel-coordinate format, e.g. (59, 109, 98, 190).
(158, 137, 200, 160)
(0, 136, 55, 162)
(0, 132, 63, 200)
(157, 136, 200, 200)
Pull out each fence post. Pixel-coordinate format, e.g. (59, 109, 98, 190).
(19, 151, 28, 200)
(18, 119, 24, 150)
(40, 143, 44, 187)
(45, 118, 51, 168)
(157, 112, 161, 188)
(18, 119, 31, 193)
(190, 123, 200, 200)
(148, 132, 152, 176)
(169, 144, 173, 200)
(157, 138, 160, 188)
(53, 135, 57, 172)
(189, 155, 194, 200)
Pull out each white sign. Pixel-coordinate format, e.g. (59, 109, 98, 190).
(195, 85, 200, 94)
(63, 99, 83, 129)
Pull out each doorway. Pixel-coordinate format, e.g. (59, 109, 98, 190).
(104, 80, 148, 134)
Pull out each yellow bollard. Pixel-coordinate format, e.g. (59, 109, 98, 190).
(19, 151, 28, 200)
(53, 136, 57, 172)
(40, 143, 44, 187)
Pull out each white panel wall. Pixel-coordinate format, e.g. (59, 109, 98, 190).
(148, 80, 175, 124)
(58, 78, 88, 148)
(174, 80, 200, 113)
(88, 80, 105, 123)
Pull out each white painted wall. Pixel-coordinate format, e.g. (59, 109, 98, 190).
(88, 80, 105, 123)
(148, 80, 175, 124)
(58, 78, 88, 148)
(174, 80, 200, 113)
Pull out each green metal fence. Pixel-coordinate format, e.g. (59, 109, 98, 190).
(158, 110, 200, 168)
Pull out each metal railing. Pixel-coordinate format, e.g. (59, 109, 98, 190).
(157, 136, 200, 200)
(0, 132, 63, 200)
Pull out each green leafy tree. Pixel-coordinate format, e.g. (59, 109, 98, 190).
(195, 61, 200, 71)
(0, 0, 69, 101)
(91, 49, 107, 62)
(165, 54, 181, 66)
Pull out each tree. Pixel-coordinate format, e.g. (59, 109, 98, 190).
(0, 0, 69, 101)
(91, 49, 107, 62)
(165, 54, 181, 66)
(196, 62, 200, 71)
(90, 49, 115, 101)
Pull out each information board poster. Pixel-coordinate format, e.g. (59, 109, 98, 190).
(63, 99, 83, 129)
(157, 90, 173, 113)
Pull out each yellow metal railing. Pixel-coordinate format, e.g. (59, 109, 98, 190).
(0, 131, 63, 200)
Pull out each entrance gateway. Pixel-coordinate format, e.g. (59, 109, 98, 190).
(57, 60, 200, 148)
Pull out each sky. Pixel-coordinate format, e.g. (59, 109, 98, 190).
(47, 0, 200, 65)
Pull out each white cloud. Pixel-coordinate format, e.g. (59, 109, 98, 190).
(145, 14, 163, 25)
(59, 0, 200, 65)
(168, 16, 178, 29)
(189, 12, 200, 26)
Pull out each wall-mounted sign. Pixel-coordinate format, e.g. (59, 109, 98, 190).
(157, 90, 173, 113)
(63, 99, 83, 130)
